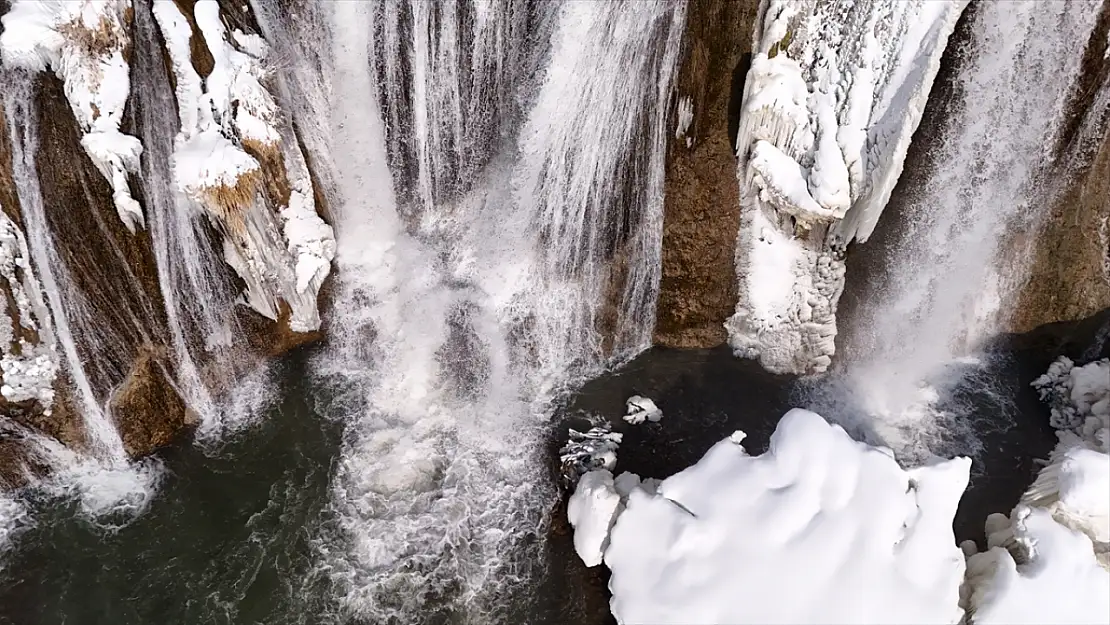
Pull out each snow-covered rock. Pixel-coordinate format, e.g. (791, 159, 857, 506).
(559, 425, 622, 481)
(0, 0, 145, 232)
(728, 0, 968, 374)
(962, 356, 1110, 624)
(623, 395, 662, 424)
(152, 0, 334, 332)
(567, 470, 622, 567)
(600, 408, 971, 624)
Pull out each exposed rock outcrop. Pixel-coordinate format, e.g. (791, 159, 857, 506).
(654, 0, 757, 349)
(110, 345, 194, 457)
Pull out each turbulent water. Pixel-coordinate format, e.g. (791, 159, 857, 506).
(248, 0, 685, 621)
(808, 1, 1102, 459)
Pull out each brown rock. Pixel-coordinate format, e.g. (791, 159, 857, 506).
(654, 0, 758, 348)
(110, 345, 194, 458)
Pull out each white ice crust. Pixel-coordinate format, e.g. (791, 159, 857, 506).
(1, 0, 145, 232)
(0, 214, 58, 407)
(727, 1, 968, 374)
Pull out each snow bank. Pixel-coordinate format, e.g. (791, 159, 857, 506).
(964, 506, 1110, 625)
(728, 0, 968, 374)
(591, 408, 970, 624)
(0, 213, 58, 407)
(567, 470, 622, 567)
(152, 0, 334, 331)
(0, 0, 145, 231)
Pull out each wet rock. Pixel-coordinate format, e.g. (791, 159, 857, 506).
(110, 345, 194, 458)
(1011, 129, 1110, 333)
(654, 0, 758, 348)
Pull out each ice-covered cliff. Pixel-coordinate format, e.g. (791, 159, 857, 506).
(0, 0, 335, 479)
(727, 0, 966, 374)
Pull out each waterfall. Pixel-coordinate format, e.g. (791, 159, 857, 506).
(129, 0, 236, 428)
(824, 1, 1102, 457)
(1, 74, 127, 465)
(252, 0, 684, 620)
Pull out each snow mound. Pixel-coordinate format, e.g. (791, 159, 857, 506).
(624, 395, 662, 424)
(567, 470, 622, 567)
(602, 408, 970, 624)
(964, 505, 1110, 625)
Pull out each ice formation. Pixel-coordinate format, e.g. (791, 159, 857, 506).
(623, 395, 662, 424)
(727, 0, 968, 374)
(152, 0, 334, 332)
(962, 357, 1110, 624)
(0, 214, 58, 407)
(0, 0, 145, 231)
(568, 408, 971, 624)
(559, 425, 622, 481)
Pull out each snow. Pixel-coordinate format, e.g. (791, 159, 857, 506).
(729, 1, 968, 374)
(152, 0, 335, 332)
(749, 140, 837, 223)
(597, 409, 970, 624)
(961, 356, 1110, 624)
(964, 507, 1110, 625)
(0, 213, 58, 407)
(567, 470, 623, 567)
(0, 0, 146, 232)
(624, 395, 662, 424)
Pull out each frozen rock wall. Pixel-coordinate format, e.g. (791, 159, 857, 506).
(727, 0, 967, 374)
(0, 0, 336, 473)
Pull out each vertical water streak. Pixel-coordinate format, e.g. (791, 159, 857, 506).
(1, 73, 127, 464)
(830, 1, 1102, 456)
(129, 0, 236, 422)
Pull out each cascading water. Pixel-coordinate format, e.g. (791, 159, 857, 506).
(252, 0, 685, 620)
(129, 0, 234, 429)
(1, 74, 127, 465)
(818, 1, 1102, 458)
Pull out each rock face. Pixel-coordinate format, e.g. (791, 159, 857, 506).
(1010, 1, 1110, 335)
(111, 345, 193, 458)
(654, 0, 757, 349)
(1012, 130, 1110, 333)
(0, 0, 335, 479)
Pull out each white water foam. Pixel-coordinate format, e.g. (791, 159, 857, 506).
(252, 0, 685, 620)
(816, 1, 1102, 460)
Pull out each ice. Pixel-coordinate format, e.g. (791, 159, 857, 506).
(0, 213, 58, 407)
(600, 408, 970, 624)
(1033, 357, 1109, 452)
(728, 1, 968, 374)
(560, 426, 622, 481)
(962, 356, 1110, 624)
(624, 395, 662, 424)
(152, 0, 334, 332)
(964, 506, 1110, 625)
(0, 0, 146, 231)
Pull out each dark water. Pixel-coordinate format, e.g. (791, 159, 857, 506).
(2, 310, 1101, 624)
(0, 356, 343, 625)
